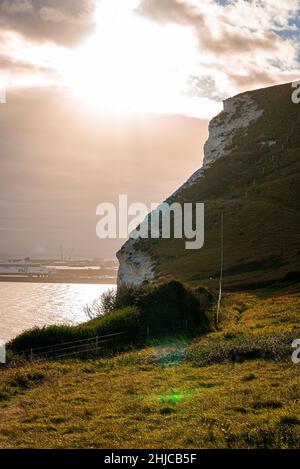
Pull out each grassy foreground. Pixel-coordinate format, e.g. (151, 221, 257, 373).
(0, 287, 299, 449)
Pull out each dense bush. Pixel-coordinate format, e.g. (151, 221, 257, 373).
(8, 281, 212, 354)
(192, 285, 215, 311)
(138, 281, 210, 335)
(84, 306, 142, 338)
(117, 280, 211, 335)
(8, 324, 87, 353)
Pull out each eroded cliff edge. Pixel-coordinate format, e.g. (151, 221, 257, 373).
(117, 82, 300, 290)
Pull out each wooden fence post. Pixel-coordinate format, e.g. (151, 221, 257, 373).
(216, 212, 224, 330)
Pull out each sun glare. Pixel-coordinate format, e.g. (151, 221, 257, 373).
(61, 0, 202, 116)
(3, 0, 223, 117)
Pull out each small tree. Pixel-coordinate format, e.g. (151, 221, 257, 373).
(84, 288, 117, 320)
(100, 288, 117, 314)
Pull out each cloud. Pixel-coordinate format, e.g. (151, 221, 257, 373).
(0, 0, 96, 45)
(137, 0, 203, 26)
(228, 69, 300, 88)
(138, 0, 295, 55)
(138, 0, 300, 91)
(1, 0, 300, 115)
(0, 53, 55, 76)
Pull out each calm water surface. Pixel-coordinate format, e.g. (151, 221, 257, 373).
(0, 282, 116, 342)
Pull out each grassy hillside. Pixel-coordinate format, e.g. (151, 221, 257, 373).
(134, 82, 300, 289)
(1, 287, 299, 449)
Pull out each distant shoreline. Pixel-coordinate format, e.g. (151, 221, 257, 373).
(0, 276, 117, 285)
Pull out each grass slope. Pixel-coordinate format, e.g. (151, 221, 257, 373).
(1, 287, 299, 449)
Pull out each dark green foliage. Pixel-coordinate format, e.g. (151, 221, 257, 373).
(8, 324, 86, 353)
(136, 281, 210, 335)
(8, 306, 139, 354)
(84, 306, 143, 340)
(193, 285, 215, 311)
(117, 280, 211, 336)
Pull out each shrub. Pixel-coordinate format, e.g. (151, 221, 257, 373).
(139, 281, 210, 335)
(84, 306, 143, 339)
(84, 288, 117, 319)
(8, 307, 140, 354)
(193, 286, 215, 312)
(8, 324, 86, 354)
(117, 280, 211, 336)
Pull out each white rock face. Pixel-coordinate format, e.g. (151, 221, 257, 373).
(117, 91, 264, 288)
(204, 94, 263, 165)
(117, 238, 155, 288)
(173, 92, 263, 195)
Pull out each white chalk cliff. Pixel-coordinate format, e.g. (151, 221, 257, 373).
(117, 91, 264, 288)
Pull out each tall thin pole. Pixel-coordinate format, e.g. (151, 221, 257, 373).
(216, 212, 224, 329)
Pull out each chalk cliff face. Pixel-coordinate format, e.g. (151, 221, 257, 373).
(117, 82, 300, 289)
(172, 93, 264, 197)
(117, 238, 156, 287)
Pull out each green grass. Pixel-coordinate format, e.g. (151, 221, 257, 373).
(185, 331, 296, 366)
(0, 354, 299, 448)
(0, 287, 299, 449)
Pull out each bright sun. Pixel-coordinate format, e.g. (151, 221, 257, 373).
(60, 0, 202, 115)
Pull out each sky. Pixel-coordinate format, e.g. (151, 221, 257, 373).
(0, 0, 299, 259)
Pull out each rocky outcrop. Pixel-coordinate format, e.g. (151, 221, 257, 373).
(117, 238, 155, 287)
(117, 90, 264, 288)
(172, 93, 263, 196)
(117, 82, 300, 290)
